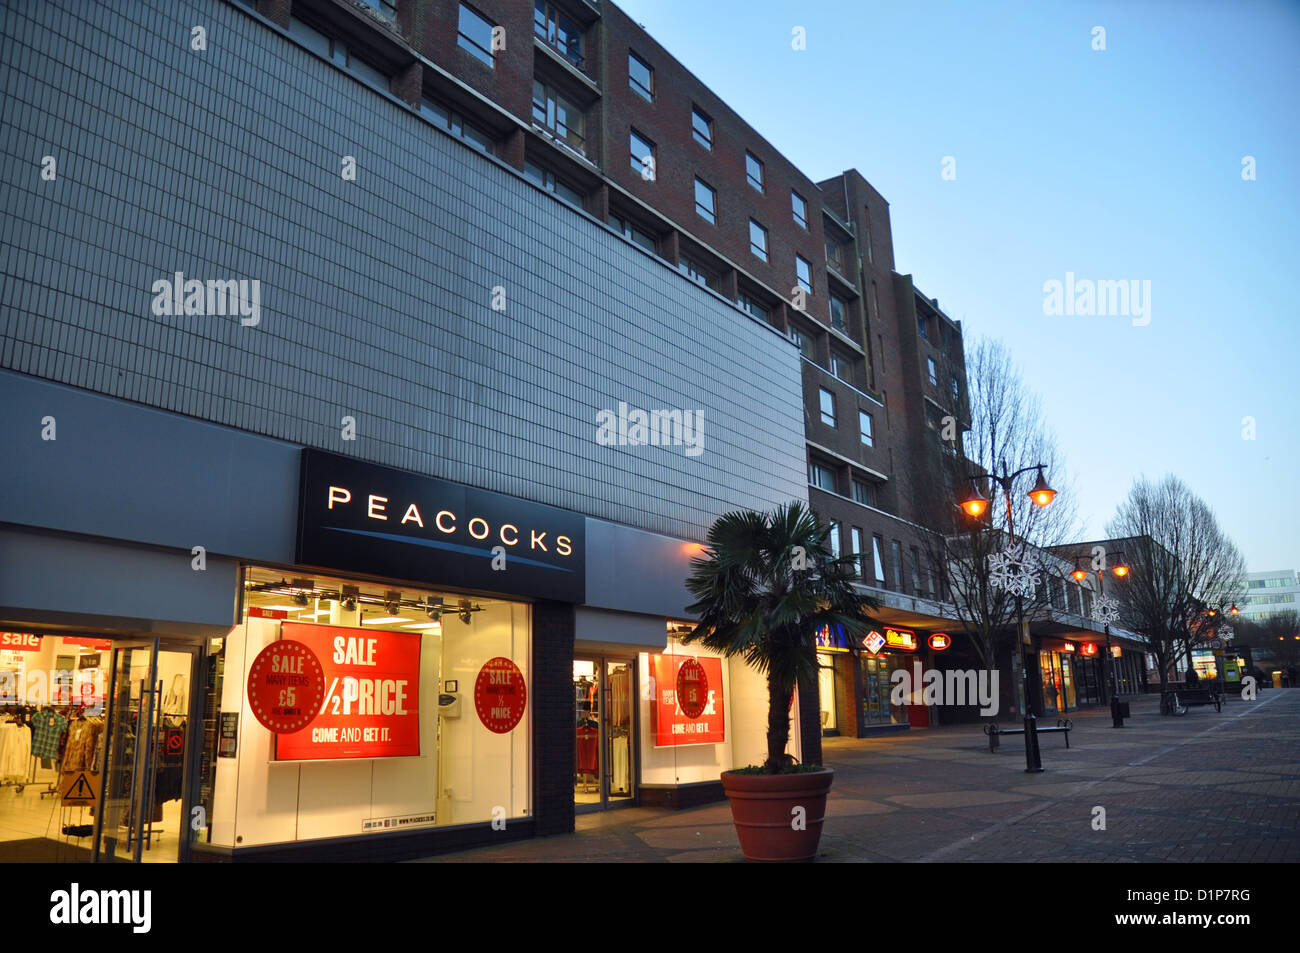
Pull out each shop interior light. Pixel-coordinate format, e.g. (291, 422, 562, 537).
(340, 586, 359, 611)
(403, 622, 443, 630)
(260, 604, 306, 612)
(426, 598, 443, 622)
(383, 590, 402, 615)
(458, 598, 475, 625)
(361, 615, 408, 625)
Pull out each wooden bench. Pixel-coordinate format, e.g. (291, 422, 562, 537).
(1162, 689, 1222, 714)
(984, 719, 1072, 753)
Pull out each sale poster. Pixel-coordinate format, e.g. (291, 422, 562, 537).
(648, 654, 725, 747)
(274, 622, 422, 761)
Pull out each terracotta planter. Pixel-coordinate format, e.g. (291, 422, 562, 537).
(720, 767, 834, 862)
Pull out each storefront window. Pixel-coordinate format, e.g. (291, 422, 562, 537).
(817, 652, 837, 732)
(861, 652, 907, 726)
(638, 625, 795, 782)
(199, 567, 531, 849)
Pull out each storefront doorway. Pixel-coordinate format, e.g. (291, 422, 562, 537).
(573, 658, 635, 812)
(0, 633, 200, 863)
(95, 640, 198, 862)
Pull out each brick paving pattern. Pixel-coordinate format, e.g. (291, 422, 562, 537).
(413, 688, 1300, 863)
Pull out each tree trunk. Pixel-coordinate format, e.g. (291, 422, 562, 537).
(766, 670, 793, 771)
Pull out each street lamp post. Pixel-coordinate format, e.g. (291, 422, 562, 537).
(1073, 553, 1130, 727)
(959, 462, 1056, 774)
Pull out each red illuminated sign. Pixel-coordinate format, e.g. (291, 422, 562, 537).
(675, 658, 708, 718)
(0, 633, 42, 652)
(247, 640, 325, 734)
(649, 654, 725, 746)
(274, 622, 421, 761)
(63, 637, 112, 650)
(928, 633, 951, 651)
(1080, 643, 1098, 657)
(474, 657, 527, 733)
(884, 627, 918, 652)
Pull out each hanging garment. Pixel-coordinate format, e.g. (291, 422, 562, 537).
(611, 734, 629, 794)
(31, 709, 68, 759)
(575, 726, 599, 775)
(0, 720, 32, 779)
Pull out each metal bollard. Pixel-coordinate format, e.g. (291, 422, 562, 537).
(1111, 694, 1126, 728)
(1023, 712, 1043, 773)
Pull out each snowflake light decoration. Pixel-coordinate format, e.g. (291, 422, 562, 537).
(1091, 596, 1121, 626)
(986, 543, 1041, 598)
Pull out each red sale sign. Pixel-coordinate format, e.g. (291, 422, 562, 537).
(274, 622, 421, 761)
(0, 633, 42, 652)
(648, 654, 725, 747)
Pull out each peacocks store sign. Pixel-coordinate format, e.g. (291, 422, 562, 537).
(297, 450, 586, 602)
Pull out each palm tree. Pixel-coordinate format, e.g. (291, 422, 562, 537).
(681, 502, 881, 772)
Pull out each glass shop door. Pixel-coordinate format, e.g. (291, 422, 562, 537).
(93, 640, 197, 863)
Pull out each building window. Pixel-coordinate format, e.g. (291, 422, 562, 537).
(359, 0, 397, 18)
(458, 4, 497, 67)
(872, 535, 886, 583)
(745, 152, 764, 191)
(859, 410, 873, 447)
(678, 255, 715, 288)
(290, 18, 389, 90)
(534, 1, 584, 67)
(850, 528, 864, 577)
(749, 220, 768, 261)
(809, 462, 835, 492)
(863, 207, 873, 263)
(694, 178, 716, 224)
(628, 51, 654, 101)
(630, 129, 655, 181)
(853, 480, 875, 507)
(819, 388, 836, 427)
(830, 295, 848, 331)
(792, 191, 808, 229)
(796, 256, 812, 294)
(611, 214, 656, 253)
(828, 521, 841, 559)
(825, 239, 844, 272)
(918, 313, 928, 341)
(831, 352, 852, 383)
(950, 376, 960, 404)
(737, 293, 769, 322)
(789, 327, 814, 360)
(927, 357, 937, 385)
(532, 80, 585, 154)
(691, 106, 713, 150)
(891, 540, 904, 591)
(911, 547, 923, 594)
(421, 95, 493, 153)
(524, 160, 583, 207)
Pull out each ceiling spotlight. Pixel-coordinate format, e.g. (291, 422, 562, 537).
(291, 578, 313, 606)
(458, 598, 474, 625)
(426, 597, 443, 622)
(384, 590, 402, 615)
(340, 585, 359, 612)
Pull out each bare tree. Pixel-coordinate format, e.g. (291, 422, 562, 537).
(909, 337, 1081, 715)
(1103, 475, 1246, 705)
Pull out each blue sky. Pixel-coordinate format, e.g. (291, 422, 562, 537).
(618, 0, 1300, 571)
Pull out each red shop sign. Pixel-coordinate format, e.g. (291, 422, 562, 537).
(675, 657, 708, 718)
(276, 623, 422, 760)
(63, 636, 112, 650)
(475, 657, 527, 733)
(649, 654, 725, 747)
(247, 640, 325, 734)
(0, 633, 42, 652)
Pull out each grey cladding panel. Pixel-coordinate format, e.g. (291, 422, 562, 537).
(0, 0, 807, 540)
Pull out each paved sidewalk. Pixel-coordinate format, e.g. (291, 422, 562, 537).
(413, 688, 1300, 863)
